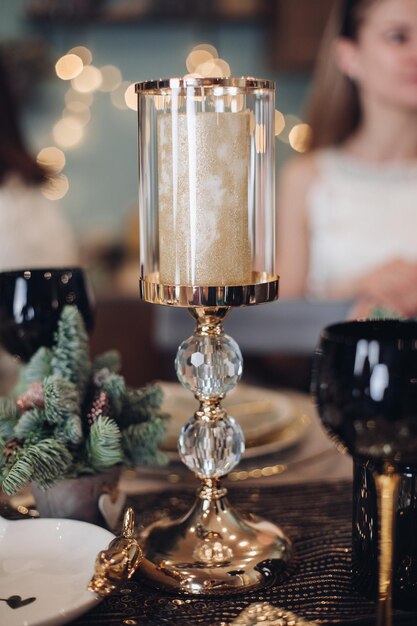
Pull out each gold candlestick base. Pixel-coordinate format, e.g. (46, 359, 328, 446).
(135, 300, 291, 595)
(138, 479, 291, 594)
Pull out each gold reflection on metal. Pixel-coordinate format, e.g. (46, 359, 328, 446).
(88, 508, 143, 598)
(139, 272, 279, 307)
(139, 482, 291, 594)
(55, 54, 83, 80)
(289, 123, 312, 153)
(231, 603, 318, 625)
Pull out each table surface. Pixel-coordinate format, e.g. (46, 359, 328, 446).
(70, 481, 417, 626)
(2, 392, 413, 626)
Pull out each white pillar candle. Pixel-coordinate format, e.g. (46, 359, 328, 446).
(158, 110, 252, 286)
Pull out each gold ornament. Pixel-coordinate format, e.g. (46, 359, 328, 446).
(88, 507, 143, 598)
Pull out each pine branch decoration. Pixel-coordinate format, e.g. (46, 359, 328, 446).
(43, 376, 80, 425)
(86, 415, 123, 472)
(0, 398, 20, 439)
(51, 306, 91, 393)
(22, 347, 52, 387)
(0, 305, 169, 495)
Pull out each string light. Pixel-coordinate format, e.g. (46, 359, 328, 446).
(111, 81, 130, 110)
(289, 123, 312, 153)
(193, 43, 218, 57)
(36, 147, 66, 173)
(124, 84, 138, 111)
(274, 110, 285, 136)
(99, 65, 122, 92)
(42, 174, 69, 200)
(71, 65, 102, 93)
(55, 54, 83, 81)
(68, 46, 92, 65)
(42, 39, 308, 214)
(278, 114, 302, 144)
(65, 88, 94, 106)
(63, 105, 91, 127)
(186, 49, 216, 73)
(53, 117, 84, 148)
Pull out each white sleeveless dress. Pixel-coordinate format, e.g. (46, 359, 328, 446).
(306, 149, 417, 297)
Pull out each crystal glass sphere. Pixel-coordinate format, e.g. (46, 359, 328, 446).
(175, 333, 243, 399)
(178, 414, 244, 478)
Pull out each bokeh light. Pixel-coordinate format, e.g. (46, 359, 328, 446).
(192, 43, 218, 57)
(99, 65, 122, 92)
(278, 114, 302, 144)
(274, 110, 286, 136)
(53, 117, 84, 148)
(124, 83, 137, 111)
(111, 81, 131, 109)
(68, 46, 92, 65)
(289, 123, 312, 152)
(186, 49, 216, 73)
(63, 104, 91, 126)
(42, 174, 69, 200)
(36, 147, 66, 174)
(71, 65, 102, 93)
(65, 88, 94, 107)
(55, 54, 83, 80)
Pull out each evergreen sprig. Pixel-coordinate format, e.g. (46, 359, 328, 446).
(0, 305, 168, 495)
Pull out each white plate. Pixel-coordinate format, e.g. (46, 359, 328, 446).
(160, 382, 309, 459)
(0, 516, 114, 626)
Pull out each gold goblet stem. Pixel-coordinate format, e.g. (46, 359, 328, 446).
(374, 467, 400, 626)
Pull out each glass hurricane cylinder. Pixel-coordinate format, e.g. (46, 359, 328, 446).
(137, 76, 277, 305)
(135, 77, 290, 595)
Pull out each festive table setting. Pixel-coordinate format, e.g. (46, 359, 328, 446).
(1, 75, 417, 626)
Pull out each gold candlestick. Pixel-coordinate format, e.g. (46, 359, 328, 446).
(135, 77, 290, 594)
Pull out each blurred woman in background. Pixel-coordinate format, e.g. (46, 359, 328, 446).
(277, 0, 417, 318)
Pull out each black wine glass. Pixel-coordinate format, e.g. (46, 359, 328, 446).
(312, 320, 417, 626)
(0, 268, 94, 361)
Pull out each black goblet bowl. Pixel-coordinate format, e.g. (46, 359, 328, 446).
(312, 319, 417, 473)
(0, 268, 94, 361)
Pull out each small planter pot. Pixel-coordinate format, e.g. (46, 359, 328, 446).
(31, 467, 125, 529)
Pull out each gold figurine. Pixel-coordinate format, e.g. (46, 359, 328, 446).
(88, 507, 143, 598)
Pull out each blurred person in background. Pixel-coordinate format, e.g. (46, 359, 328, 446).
(277, 0, 417, 319)
(0, 53, 79, 391)
(0, 54, 78, 270)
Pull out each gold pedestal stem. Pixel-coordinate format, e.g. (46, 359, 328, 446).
(374, 466, 400, 626)
(137, 305, 292, 594)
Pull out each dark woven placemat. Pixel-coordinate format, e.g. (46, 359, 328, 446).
(68, 480, 417, 626)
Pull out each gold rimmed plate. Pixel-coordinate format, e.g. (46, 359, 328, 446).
(159, 382, 310, 460)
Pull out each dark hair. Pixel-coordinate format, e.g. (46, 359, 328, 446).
(339, 0, 365, 38)
(304, 0, 374, 150)
(0, 55, 48, 185)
